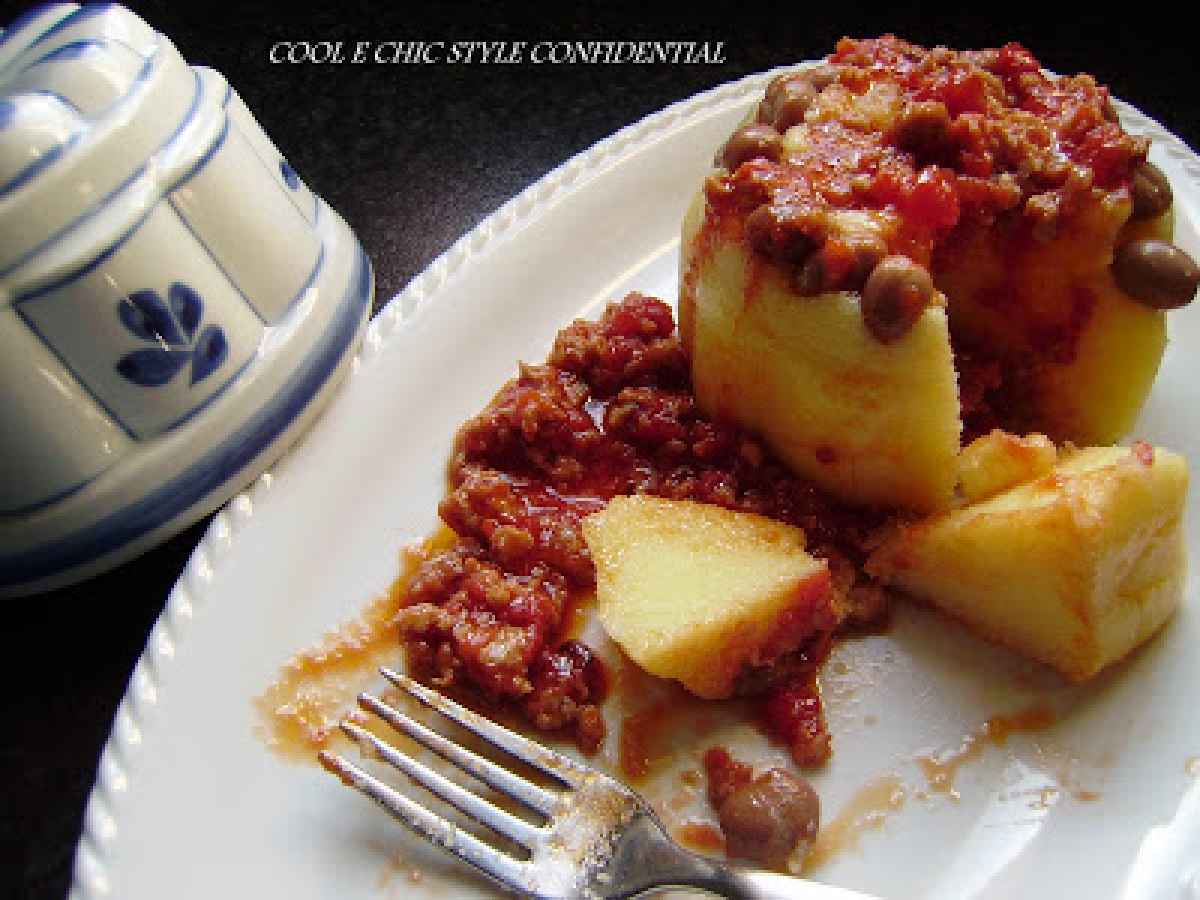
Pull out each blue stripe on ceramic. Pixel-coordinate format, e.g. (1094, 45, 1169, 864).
(286, 243, 326, 314)
(21, 4, 124, 55)
(0, 62, 198, 279)
(10, 108, 313, 444)
(161, 131, 272, 329)
(1, 470, 95, 517)
(171, 112, 229, 189)
(0, 92, 85, 197)
(16, 178, 271, 439)
(150, 241, 326, 435)
(166, 182, 325, 327)
(0, 133, 71, 197)
(14, 303, 135, 439)
(28, 36, 103, 63)
(280, 158, 300, 190)
(9, 87, 84, 115)
(0, 243, 373, 588)
(8, 75, 215, 298)
(0, 3, 75, 51)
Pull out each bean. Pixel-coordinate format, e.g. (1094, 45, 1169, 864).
(843, 233, 889, 287)
(1130, 162, 1172, 221)
(772, 79, 817, 130)
(760, 66, 838, 126)
(795, 233, 887, 294)
(795, 251, 829, 295)
(745, 204, 821, 263)
(861, 255, 933, 342)
(893, 100, 952, 160)
(717, 769, 820, 868)
(804, 63, 841, 92)
(721, 124, 782, 170)
(1112, 239, 1199, 309)
(760, 71, 803, 123)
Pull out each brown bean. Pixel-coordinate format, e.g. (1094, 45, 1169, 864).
(772, 79, 817, 130)
(745, 204, 821, 263)
(804, 63, 841, 92)
(795, 251, 830, 295)
(717, 769, 819, 868)
(721, 124, 782, 171)
(1131, 162, 1173, 221)
(760, 71, 803, 123)
(893, 100, 952, 160)
(843, 233, 889, 287)
(761, 66, 837, 125)
(1113, 239, 1199, 309)
(795, 233, 887, 295)
(861, 255, 933, 342)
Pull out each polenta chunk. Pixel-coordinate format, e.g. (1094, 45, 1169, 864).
(583, 496, 835, 699)
(686, 37, 1197, 518)
(867, 445, 1188, 681)
(681, 193, 963, 513)
(957, 430, 1058, 504)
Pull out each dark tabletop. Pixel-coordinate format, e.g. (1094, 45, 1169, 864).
(2, 2, 1197, 897)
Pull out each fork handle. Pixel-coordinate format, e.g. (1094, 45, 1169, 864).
(613, 813, 880, 899)
(718, 868, 883, 899)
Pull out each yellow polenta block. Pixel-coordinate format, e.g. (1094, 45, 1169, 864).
(583, 496, 833, 699)
(867, 445, 1188, 680)
(957, 431, 1058, 504)
(934, 198, 1170, 446)
(681, 192, 962, 513)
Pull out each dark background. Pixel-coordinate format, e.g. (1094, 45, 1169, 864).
(2, 2, 1196, 897)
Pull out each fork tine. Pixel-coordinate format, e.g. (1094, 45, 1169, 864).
(381, 667, 592, 787)
(358, 692, 561, 817)
(339, 720, 543, 849)
(318, 749, 533, 894)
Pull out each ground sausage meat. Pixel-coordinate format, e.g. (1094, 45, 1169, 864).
(400, 293, 889, 758)
(709, 36, 1147, 277)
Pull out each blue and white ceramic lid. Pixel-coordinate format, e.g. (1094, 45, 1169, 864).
(0, 4, 374, 595)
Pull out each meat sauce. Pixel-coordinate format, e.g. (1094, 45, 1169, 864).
(709, 36, 1143, 271)
(396, 293, 888, 758)
(702, 36, 1151, 433)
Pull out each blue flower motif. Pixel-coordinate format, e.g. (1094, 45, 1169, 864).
(115, 283, 228, 387)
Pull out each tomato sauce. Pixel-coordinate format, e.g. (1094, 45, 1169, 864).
(708, 36, 1142, 283)
(396, 293, 887, 758)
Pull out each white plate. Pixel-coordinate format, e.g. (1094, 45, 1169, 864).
(70, 69, 1200, 900)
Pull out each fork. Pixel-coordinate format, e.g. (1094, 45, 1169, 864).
(318, 667, 879, 899)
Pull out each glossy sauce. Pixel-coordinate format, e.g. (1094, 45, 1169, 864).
(804, 774, 907, 871)
(917, 705, 1057, 798)
(253, 536, 451, 759)
(619, 701, 676, 781)
(676, 821, 726, 853)
(415, 294, 886, 759)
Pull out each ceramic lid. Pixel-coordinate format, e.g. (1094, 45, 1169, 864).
(0, 3, 197, 273)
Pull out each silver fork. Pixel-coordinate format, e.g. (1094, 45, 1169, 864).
(318, 667, 879, 899)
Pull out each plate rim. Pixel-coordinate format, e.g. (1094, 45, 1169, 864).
(67, 62, 1200, 898)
